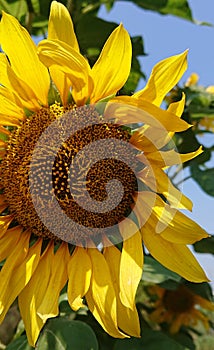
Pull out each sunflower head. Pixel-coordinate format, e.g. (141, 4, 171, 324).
(0, 1, 210, 347)
(149, 284, 214, 333)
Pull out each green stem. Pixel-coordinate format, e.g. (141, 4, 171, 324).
(168, 164, 183, 181)
(174, 175, 192, 187)
(25, 0, 34, 34)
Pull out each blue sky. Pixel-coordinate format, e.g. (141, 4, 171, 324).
(99, 0, 214, 282)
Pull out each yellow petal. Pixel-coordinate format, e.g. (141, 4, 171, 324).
(49, 67, 71, 106)
(169, 314, 184, 333)
(0, 215, 14, 238)
(67, 247, 92, 311)
(206, 85, 214, 94)
(137, 146, 203, 168)
(38, 39, 92, 105)
(133, 191, 156, 229)
(0, 226, 23, 261)
(0, 126, 10, 136)
(130, 124, 168, 153)
(18, 243, 53, 347)
(158, 210, 208, 244)
(133, 51, 188, 106)
(1, 12, 50, 107)
(185, 73, 199, 87)
(105, 96, 190, 132)
(0, 233, 42, 323)
(142, 224, 209, 282)
(48, 1, 79, 51)
(194, 295, 214, 311)
(104, 244, 141, 337)
(37, 243, 69, 322)
(48, 1, 79, 105)
(167, 93, 185, 118)
(135, 191, 208, 244)
(0, 54, 41, 111)
(130, 93, 184, 151)
(90, 24, 131, 102)
(0, 140, 6, 148)
(0, 115, 20, 127)
(137, 166, 192, 210)
(119, 219, 143, 310)
(85, 248, 127, 338)
(167, 93, 185, 139)
(0, 86, 24, 123)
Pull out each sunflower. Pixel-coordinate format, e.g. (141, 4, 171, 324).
(0, 1, 209, 347)
(148, 284, 214, 333)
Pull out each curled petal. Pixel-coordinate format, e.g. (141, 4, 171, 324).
(38, 39, 93, 105)
(133, 51, 188, 106)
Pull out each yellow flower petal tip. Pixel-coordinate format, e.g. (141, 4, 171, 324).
(185, 72, 199, 87)
(133, 50, 188, 106)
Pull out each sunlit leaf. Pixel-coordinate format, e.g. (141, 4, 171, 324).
(37, 318, 98, 350)
(184, 281, 214, 302)
(194, 235, 214, 254)
(5, 335, 33, 350)
(142, 256, 181, 284)
(131, 0, 193, 21)
(75, 14, 117, 64)
(191, 165, 214, 196)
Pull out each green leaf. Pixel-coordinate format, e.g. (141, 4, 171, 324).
(76, 14, 117, 52)
(120, 57, 145, 95)
(194, 235, 214, 254)
(131, 0, 193, 22)
(172, 332, 195, 350)
(190, 165, 214, 196)
(5, 335, 33, 350)
(184, 86, 214, 118)
(0, 132, 8, 142)
(174, 127, 211, 166)
(131, 35, 146, 57)
(114, 329, 187, 350)
(142, 256, 181, 284)
(0, 0, 27, 20)
(183, 281, 214, 302)
(37, 318, 99, 350)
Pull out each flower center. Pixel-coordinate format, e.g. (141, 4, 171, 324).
(1, 104, 138, 244)
(163, 286, 195, 313)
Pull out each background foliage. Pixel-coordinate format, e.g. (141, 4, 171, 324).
(0, 0, 213, 349)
